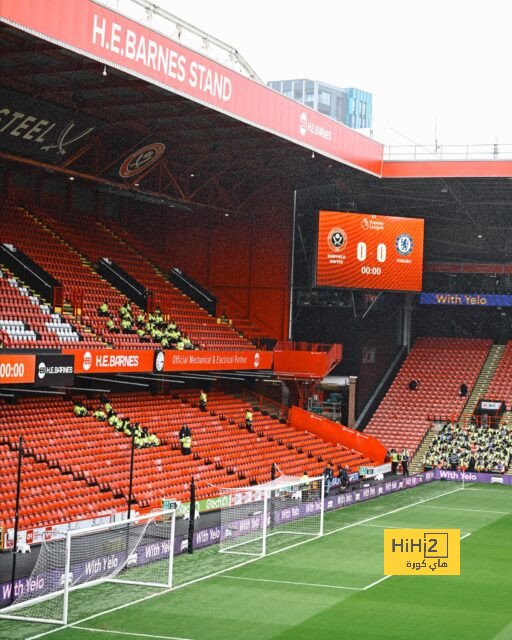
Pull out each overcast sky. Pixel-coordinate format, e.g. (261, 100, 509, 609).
(163, 0, 512, 148)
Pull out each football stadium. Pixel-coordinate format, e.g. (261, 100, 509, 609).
(0, 2, 512, 640)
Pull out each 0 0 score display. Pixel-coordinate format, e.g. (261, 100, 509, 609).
(316, 211, 424, 292)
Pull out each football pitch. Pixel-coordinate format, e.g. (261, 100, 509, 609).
(1, 481, 511, 640)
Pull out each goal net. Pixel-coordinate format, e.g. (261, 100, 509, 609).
(219, 474, 325, 557)
(0, 508, 175, 626)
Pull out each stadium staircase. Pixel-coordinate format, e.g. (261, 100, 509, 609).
(409, 422, 442, 474)
(0, 390, 372, 533)
(364, 338, 492, 457)
(485, 341, 512, 408)
(0, 266, 103, 349)
(458, 343, 505, 424)
(410, 344, 507, 474)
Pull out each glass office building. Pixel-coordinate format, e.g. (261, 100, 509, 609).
(267, 79, 372, 130)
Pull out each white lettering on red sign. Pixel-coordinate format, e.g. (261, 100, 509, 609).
(91, 14, 232, 103)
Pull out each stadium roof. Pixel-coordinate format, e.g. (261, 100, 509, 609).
(2, 0, 512, 263)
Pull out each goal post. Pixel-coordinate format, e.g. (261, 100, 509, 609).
(0, 508, 176, 626)
(219, 474, 325, 557)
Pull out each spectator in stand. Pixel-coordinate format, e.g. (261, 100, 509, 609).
(98, 301, 109, 317)
(408, 379, 418, 391)
(199, 390, 207, 412)
(121, 317, 133, 334)
(459, 383, 468, 397)
(106, 317, 119, 333)
(73, 401, 88, 417)
(245, 409, 253, 432)
(182, 335, 194, 350)
(181, 432, 192, 455)
(119, 301, 131, 319)
(179, 424, 191, 453)
(92, 406, 107, 421)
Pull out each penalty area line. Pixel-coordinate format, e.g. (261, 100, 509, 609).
(71, 627, 196, 640)
(217, 575, 362, 590)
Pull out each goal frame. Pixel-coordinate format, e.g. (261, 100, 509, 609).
(0, 508, 176, 626)
(219, 475, 325, 558)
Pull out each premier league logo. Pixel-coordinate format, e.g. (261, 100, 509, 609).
(396, 233, 413, 256)
(328, 228, 347, 252)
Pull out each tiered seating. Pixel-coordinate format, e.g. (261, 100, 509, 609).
(0, 202, 154, 349)
(107, 220, 272, 343)
(0, 268, 100, 348)
(0, 390, 372, 532)
(40, 210, 255, 351)
(486, 341, 512, 408)
(222, 310, 269, 344)
(98, 215, 273, 346)
(365, 338, 492, 453)
(0, 442, 119, 532)
(113, 390, 371, 487)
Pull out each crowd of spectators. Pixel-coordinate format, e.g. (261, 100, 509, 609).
(74, 396, 160, 448)
(98, 300, 195, 350)
(423, 419, 511, 473)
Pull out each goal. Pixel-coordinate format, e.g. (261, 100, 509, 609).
(0, 508, 176, 626)
(219, 474, 325, 557)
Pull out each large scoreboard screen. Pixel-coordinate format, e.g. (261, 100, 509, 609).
(316, 211, 424, 292)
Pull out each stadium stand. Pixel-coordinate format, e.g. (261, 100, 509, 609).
(423, 419, 511, 473)
(365, 337, 492, 455)
(0, 202, 160, 349)
(0, 390, 371, 531)
(95, 214, 271, 345)
(0, 268, 102, 349)
(36, 209, 256, 351)
(486, 340, 512, 408)
(0, 441, 119, 532)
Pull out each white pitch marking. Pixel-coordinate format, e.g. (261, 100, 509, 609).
(71, 627, 195, 640)
(465, 488, 512, 493)
(418, 505, 511, 515)
(363, 575, 392, 590)
(25, 485, 464, 640)
(218, 575, 362, 590)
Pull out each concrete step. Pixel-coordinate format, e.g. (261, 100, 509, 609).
(459, 344, 506, 421)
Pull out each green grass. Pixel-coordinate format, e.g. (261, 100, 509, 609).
(1, 481, 511, 640)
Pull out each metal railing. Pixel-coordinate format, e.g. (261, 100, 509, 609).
(96, 0, 262, 82)
(240, 388, 289, 421)
(384, 143, 512, 161)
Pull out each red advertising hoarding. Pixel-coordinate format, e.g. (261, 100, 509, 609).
(65, 349, 272, 374)
(316, 211, 424, 292)
(0, 354, 36, 384)
(66, 349, 155, 374)
(161, 350, 272, 372)
(0, 0, 383, 176)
